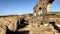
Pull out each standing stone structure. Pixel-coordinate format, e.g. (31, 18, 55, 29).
(0, 0, 60, 34)
(33, 0, 54, 24)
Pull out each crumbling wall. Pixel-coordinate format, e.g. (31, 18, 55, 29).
(0, 16, 20, 34)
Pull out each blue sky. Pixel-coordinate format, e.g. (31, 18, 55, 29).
(0, 0, 60, 15)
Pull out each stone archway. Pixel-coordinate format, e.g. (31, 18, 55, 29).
(33, 0, 55, 24)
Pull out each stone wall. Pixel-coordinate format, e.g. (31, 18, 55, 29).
(0, 15, 20, 34)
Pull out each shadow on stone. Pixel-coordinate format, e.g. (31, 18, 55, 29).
(17, 17, 28, 30)
(49, 22, 60, 33)
(6, 27, 29, 34)
(6, 17, 29, 34)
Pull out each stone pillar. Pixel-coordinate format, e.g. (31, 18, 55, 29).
(38, 9, 40, 16)
(47, 3, 51, 13)
(33, 9, 40, 17)
(37, 2, 41, 16)
(33, 10, 37, 17)
(33, 1, 41, 17)
(42, 3, 49, 24)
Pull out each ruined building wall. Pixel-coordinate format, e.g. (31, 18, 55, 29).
(0, 16, 20, 34)
(33, 0, 54, 16)
(33, 0, 54, 24)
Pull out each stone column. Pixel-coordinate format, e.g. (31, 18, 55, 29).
(33, 10, 37, 17)
(37, 9, 40, 16)
(33, 9, 40, 17)
(42, 2, 49, 24)
(47, 3, 51, 13)
(33, 1, 41, 17)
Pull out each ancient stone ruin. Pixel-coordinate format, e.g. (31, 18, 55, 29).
(0, 0, 60, 34)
